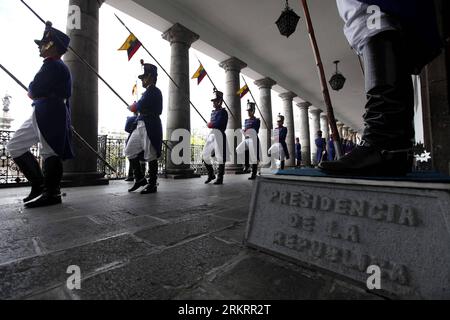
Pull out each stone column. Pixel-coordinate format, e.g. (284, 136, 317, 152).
(297, 102, 311, 166)
(162, 23, 199, 178)
(336, 121, 345, 140)
(343, 125, 350, 141)
(63, 0, 107, 186)
(219, 57, 247, 173)
(309, 109, 322, 165)
(254, 78, 277, 164)
(420, 0, 450, 174)
(279, 92, 297, 167)
(320, 113, 329, 141)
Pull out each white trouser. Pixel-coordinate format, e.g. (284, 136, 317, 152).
(336, 0, 398, 54)
(202, 131, 228, 165)
(7, 109, 57, 160)
(268, 143, 286, 161)
(236, 137, 261, 164)
(124, 121, 158, 161)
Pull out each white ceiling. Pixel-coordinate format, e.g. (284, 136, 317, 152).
(106, 0, 366, 131)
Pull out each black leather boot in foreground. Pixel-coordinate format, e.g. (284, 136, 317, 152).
(248, 164, 258, 180)
(319, 142, 412, 177)
(128, 158, 147, 192)
(204, 162, 216, 184)
(25, 156, 63, 209)
(13, 152, 44, 203)
(141, 160, 158, 194)
(213, 164, 225, 185)
(320, 31, 415, 177)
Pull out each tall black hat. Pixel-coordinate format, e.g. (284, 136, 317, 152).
(34, 21, 70, 54)
(211, 88, 224, 101)
(138, 59, 158, 79)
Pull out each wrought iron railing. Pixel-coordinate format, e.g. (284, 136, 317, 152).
(97, 138, 208, 179)
(1, 130, 207, 186)
(0, 130, 43, 187)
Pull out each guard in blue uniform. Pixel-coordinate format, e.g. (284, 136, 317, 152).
(203, 89, 228, 185)
(124, 114, 145, 181)
(270, 114, 290, 170)
(242, 101, 261, 180)
(7, 21, 73, 208)
(320, 0, 442, 176)
(327, 135, 336, 161)
(295, 137, 302, 167)
(344, 132, 356, 154)
(124, 61, 163, 194)
(315, 131, 327, 164)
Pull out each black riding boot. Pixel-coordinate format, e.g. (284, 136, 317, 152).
(13, 151, 44, 203)
(237, 150, 250, 174)
(249, 164, 258, 180)
(319, 31, 414, 176)
(128, 158, 147, 192)
(214, 164, 225, 185)
(25, 156, 63, 208)
(280, 161, 285, 170)
(204, 161, 216, 184)
(125, 160, 134, 181)
(141, 160, 158, 194)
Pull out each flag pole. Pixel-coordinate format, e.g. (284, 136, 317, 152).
(300, 0, 343, 159)
(241, 76, 269, 130)
(0, 63, 118, 174)
(195, 56, 240, 124)
(114, 14, 208, 124)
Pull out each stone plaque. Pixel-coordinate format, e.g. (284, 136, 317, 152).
(245, 176, 450, 299)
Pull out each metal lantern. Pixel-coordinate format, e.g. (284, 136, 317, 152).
(329, 60, 346, 91)
(276, 0, 301, 38)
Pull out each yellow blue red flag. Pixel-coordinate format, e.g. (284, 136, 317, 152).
(237, 84, 249, 98)
(118, 33, 142, 61)
(192, 64, 207, 85)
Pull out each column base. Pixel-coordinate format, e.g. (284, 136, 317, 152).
(164, 168, 201, 180)
(62, 172, 109, 187)
(225, 164, 244, 174)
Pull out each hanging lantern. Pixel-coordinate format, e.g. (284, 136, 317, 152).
(329, 60, 346, 91)
(276, 0, 301, 38)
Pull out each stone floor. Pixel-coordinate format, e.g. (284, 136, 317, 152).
(0, 175, 380, 300)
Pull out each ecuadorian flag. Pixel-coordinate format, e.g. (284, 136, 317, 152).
(192, 64, 207, 85)
(118, 33, 142, 61)
(237, 84, 249, 98)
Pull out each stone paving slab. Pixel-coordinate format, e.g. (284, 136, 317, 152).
(174, 252, 380, 300)
(212, 222, 247, 244)
(134, 215, 237, 247)
(76, 236, 241, 300)
(0, 234, 153, 299)
(36, 216, 120, 251)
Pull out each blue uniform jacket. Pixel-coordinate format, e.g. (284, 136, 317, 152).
(315, 138, 327, 163)
(29, 58, 74, 160)
(357, 0, 442, 73)
(136, 85, 163, 158)
(210, 108, 228, 133)
(328, 138, 336, 161)
(210, 108, 229, 160)
(244, 117, 261, 134)
(274, 126, 290, 160)
(244, 117, 261, 161)
(295, 143, 302, 161)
